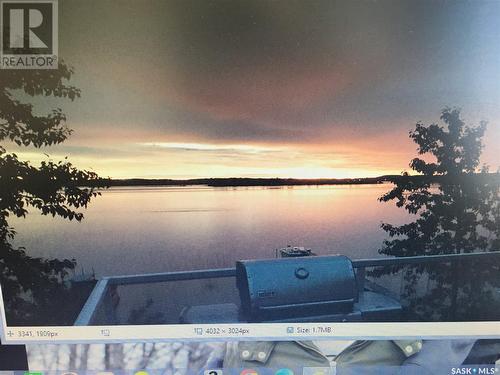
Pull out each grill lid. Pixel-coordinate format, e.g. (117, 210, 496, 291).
(236, 255, 358, 320)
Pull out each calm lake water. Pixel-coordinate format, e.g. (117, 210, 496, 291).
(12, 184, 410, 278)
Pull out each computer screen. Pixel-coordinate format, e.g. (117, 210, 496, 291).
(0, 0, 499, 344)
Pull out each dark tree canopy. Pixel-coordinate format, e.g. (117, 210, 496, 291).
(0, 64, 106, 325)
(378, 108, 499, 321)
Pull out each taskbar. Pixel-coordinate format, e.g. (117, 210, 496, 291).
(3, 365, 500, 375)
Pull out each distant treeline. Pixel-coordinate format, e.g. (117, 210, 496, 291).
(97, 173, 499, 188)
(104, 176, 392, 187)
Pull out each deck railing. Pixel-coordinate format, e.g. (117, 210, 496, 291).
(74, 251, 500, 326)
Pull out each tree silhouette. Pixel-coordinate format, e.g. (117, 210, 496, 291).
(378, 108, 499, 321)
(0, 64, 106, 325)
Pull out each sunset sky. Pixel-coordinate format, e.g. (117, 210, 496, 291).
(13, 0, 500, 179)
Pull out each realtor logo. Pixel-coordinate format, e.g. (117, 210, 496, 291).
(1, 0, 57, 69)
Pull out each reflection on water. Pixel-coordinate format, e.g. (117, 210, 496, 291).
(11, 184, 409, 277)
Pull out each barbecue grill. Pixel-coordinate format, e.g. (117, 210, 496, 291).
(236, 255, 358, 321)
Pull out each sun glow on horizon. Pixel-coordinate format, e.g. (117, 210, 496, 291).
(7, 148, 402, 180)
(139, 142, 283, 153)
